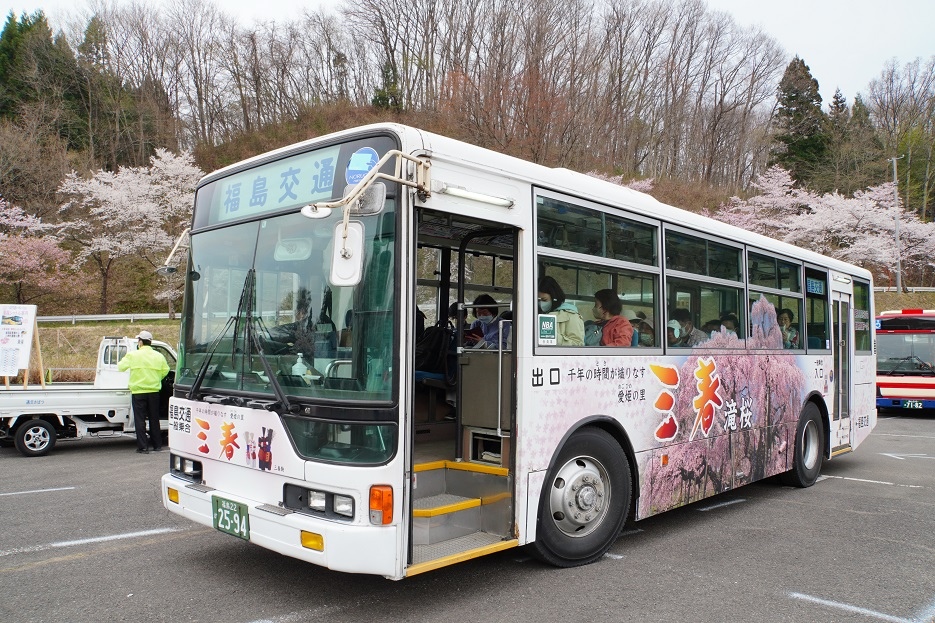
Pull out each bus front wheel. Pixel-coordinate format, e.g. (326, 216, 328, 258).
(530, 427, 631, 567)
(782, 403, 824, 488)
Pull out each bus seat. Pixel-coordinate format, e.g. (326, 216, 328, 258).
(807, 337, 822, 349)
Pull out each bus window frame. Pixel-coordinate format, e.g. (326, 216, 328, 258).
(662, 223, 744, 283)
(661, 223, 746, 344)
(532, 188, 662, 354)
(745, 249, 805, 350)
(803, 264, 832, 352)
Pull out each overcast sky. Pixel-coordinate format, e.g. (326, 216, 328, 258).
(4, 0, 934, 106)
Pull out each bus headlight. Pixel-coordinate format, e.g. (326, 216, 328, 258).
(308, 490, 327, 513)
(333, 494, 354, 518)
(283, 484, 355, 521)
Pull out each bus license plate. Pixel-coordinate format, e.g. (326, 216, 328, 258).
(904, 400, 923, 409)
(212, 496, 250, 540)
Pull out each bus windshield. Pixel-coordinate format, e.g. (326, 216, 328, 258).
(175, 206, 397, 404)
(877, 333, 935, 375)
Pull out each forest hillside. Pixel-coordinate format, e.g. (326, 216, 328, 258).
(1, 0, 933, 313)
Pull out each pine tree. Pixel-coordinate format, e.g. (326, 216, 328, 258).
(770, 57, 828, 186)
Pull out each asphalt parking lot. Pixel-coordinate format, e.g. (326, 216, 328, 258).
(0, 410, 932, 623)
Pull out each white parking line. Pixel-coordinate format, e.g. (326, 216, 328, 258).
(0, 486, 76, 497)
(915, 596, 935, 622)
(874, 433, 935, 440)
(0, 527, 182, 558)
(822, 475, 923, 489)
(788, 592, 913, 623)
(697, 498, 745, 512)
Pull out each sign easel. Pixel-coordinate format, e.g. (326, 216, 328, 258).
(1, 305, 43, 389)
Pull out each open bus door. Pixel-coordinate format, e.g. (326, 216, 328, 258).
(831, 288, 852, 454)
(407, 210, 519, 575)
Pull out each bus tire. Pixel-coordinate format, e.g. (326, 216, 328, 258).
(782, 403, 824, 488)
(530, 427, 631, 567)
(14, 419, 57, 457)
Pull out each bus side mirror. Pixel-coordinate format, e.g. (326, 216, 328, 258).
(329, 221, 365, 287)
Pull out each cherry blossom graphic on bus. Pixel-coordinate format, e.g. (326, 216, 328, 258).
(641, 296, 806, 516)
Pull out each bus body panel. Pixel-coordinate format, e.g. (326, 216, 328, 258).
(164, 397, 407, 579)
(162, 473, 400, 577)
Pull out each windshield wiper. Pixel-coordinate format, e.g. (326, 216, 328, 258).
(240, 270, 292, 412)
(187, 315, 236, 400)
(187, 269, 293, 412)
(883, 355, 935, 376)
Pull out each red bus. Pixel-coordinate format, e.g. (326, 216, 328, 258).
(876, 309, 935, 410)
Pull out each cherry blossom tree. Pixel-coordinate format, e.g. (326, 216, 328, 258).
(586, 170, 655, 193)
(147, 149, 203, 315)
(0, 196, 70, 304)
(57, 150, 202, 313)
(708, 165, 935, 287)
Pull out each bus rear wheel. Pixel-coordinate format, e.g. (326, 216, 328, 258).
(530, 427, 630, 567)
(782, 403, 824, 488)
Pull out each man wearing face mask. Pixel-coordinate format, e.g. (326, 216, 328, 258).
(537, 276, 584, 346)
(467, 293, 511, 349)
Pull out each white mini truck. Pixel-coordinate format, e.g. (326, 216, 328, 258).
(0, 336, 176, 456)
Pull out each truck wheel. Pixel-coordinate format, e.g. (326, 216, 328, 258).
(782, 403, 824, 488)
(14, 419, 57, 457)
(529, 427, 631, 567)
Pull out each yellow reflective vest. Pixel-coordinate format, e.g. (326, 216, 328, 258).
(117, 345, 170, 394)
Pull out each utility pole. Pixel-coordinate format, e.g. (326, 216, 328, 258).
(891, 156, 904, 292)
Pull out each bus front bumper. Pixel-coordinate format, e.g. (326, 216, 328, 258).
(876, 397, 935, 410)
(161, 474, 400, 578)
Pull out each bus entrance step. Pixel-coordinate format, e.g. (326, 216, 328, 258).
(412, 461, 512, 546)
(412, 531, 509, 567)
(413, 494, 481, 544)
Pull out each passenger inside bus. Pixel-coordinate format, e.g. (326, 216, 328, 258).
(585, 289, 633, 347)
(638, 317, 655, 346)
(623, 309, 641, 346)
(466, 294, 511, 349)
(719, 313, 740, 338)
(778, 308, 799, 349)
(537, 276, 584, 346)
(671, 308, 707, 346)
(666, 320, 681, 346)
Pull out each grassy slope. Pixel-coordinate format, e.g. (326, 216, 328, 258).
(23, 320, 182, 383)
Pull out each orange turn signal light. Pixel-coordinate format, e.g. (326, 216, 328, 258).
(369, 485, 393, 525)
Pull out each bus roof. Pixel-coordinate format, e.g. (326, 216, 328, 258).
(198, 122, 873, 282)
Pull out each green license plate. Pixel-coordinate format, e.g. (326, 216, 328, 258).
(904, 400, 923, 409)
(212, 496, 250, 540)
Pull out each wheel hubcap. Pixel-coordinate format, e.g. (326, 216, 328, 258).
(548, 456, 610, 537)
(24, 426, 50, 451)
(801, 419, 819, 470)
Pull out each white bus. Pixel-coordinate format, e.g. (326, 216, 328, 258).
(161, 123, 876, 579)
